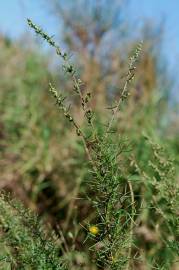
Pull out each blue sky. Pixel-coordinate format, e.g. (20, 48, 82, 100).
(129, 0, 179, 70)
(0, 1, 178, 63)
(0, 0, 178, 96)
(0, 1, 56, 37)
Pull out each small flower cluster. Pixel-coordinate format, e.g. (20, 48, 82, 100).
(28, 19, 142, 270)
(27, 19, 94, 128)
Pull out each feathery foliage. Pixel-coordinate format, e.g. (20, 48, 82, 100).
(0, 14, 178, 270)
(27, 19, 179, 270)
(0, 193, 64, 269)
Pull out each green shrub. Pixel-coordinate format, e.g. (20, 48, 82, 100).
(0, 193, 64, 269)
(27, 19, 178, 269)
(0, 18, 178, 270)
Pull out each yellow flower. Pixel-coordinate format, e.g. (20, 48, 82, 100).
(89, 225, 99, 235)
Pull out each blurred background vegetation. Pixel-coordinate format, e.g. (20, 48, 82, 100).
(0, 1, 179, 269)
